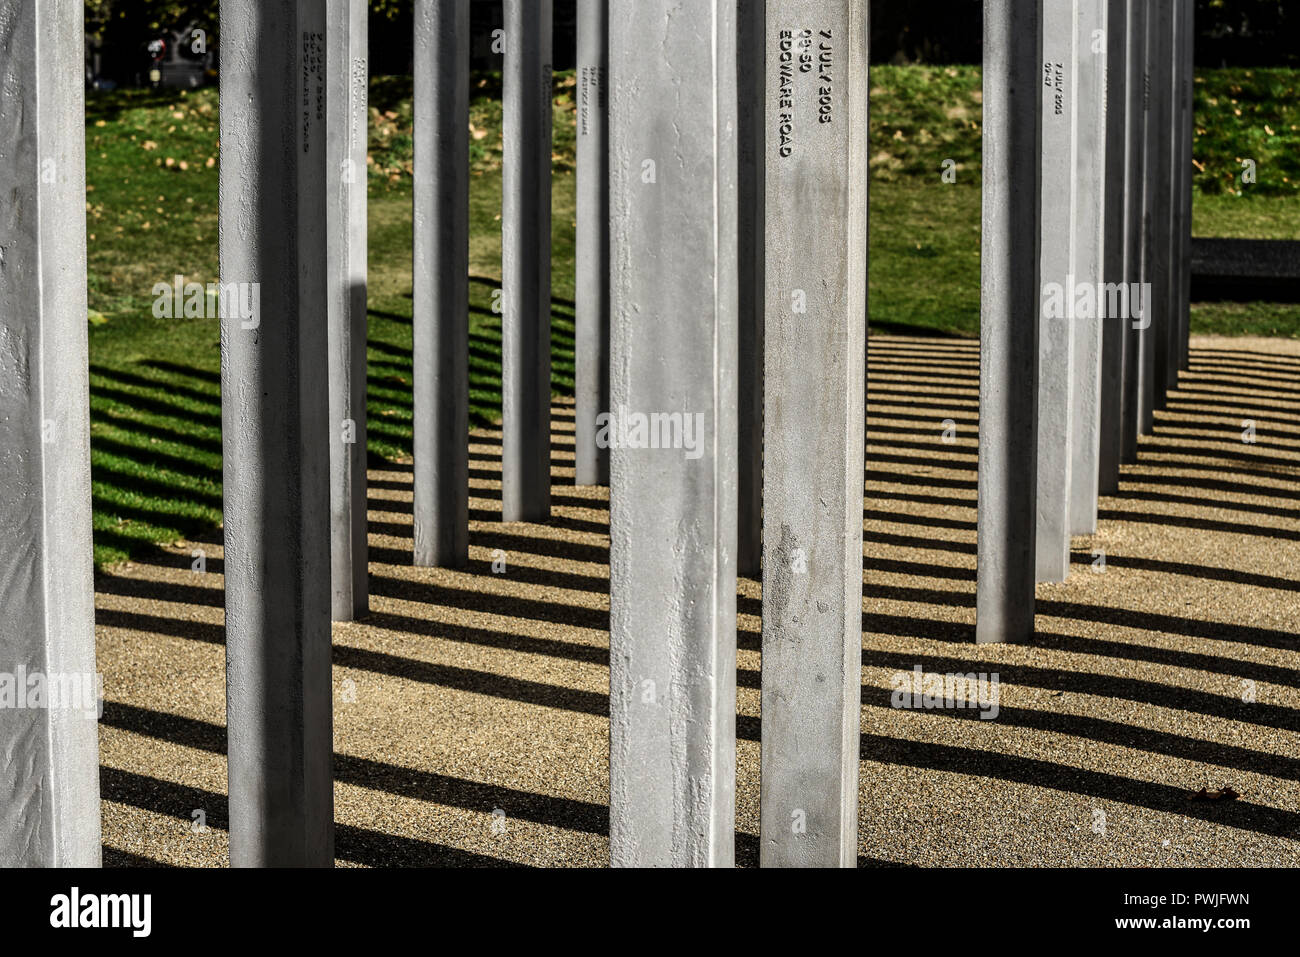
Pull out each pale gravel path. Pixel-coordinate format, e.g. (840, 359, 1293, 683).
(95, 335, 1300, 867)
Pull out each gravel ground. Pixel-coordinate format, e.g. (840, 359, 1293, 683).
(95, 335, 1300, 867)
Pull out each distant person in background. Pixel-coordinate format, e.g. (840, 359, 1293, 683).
(147, 34, 167, 89)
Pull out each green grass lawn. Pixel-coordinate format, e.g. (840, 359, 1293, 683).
(83, 66, 1300, 565)
(864, 65, 1300, 337)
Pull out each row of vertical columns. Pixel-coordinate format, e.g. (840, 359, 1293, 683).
(0, 0, 565, 867)
(0, 0, 377, 869)
(219, 0, 562, 862)
(1040, 0, 1200, 578)
(575, 4, 761, 577)
(413, 0, 556, 549)
(0, 0, 871, 869)
(406, 0, 750, 567)
(0, 0, 1207, 870)
(1129, 1, 1195, 446)
(606, 0, 869, 869)
(1038, 0, 1111, 580)
(1096, 0, 1197, 501)
(980, 0, 1198, 636)
(573, 0, 761, 583)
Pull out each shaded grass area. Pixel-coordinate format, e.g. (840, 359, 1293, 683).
(88, 347, 222, 565)
(83, 66, 1299, 564)
(85, 72, 578, 565)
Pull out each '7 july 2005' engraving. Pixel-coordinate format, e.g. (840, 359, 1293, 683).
(775, 28, 835, 159)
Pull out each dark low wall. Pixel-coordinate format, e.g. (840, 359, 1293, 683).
(1191, 238, 1300, 302)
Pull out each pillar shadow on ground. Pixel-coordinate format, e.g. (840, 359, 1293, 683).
(91, 339, 1300, 865)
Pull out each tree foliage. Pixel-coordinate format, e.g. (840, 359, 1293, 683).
(86, 1, 216, 39)
(84, 0, 1297, 72)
